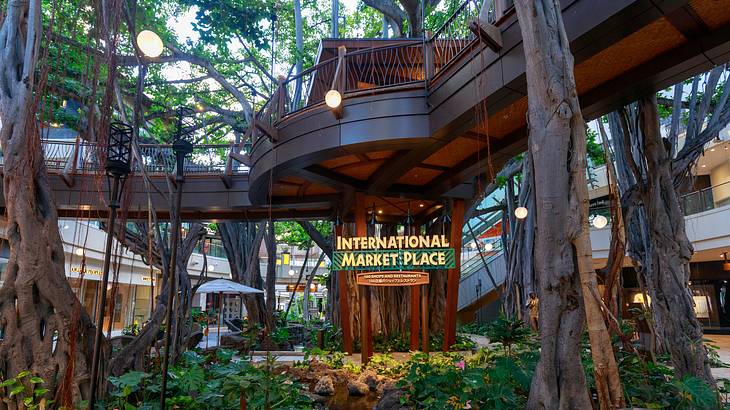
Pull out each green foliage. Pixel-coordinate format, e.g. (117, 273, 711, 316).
(366, 353, 405, 378)
(107, 351, 312, 409)
(370, 331, 475, 353)
(586, 127, 606, 166)
(0, 371, 51, 409)
(398, 350, 536, 409)
(274, 220, 331, 250)
(484, 315, 534, 355)
(302, 347, 346, 369)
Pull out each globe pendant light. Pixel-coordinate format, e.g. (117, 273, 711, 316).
(592, 214, 608, 229)
(514, 206, 528, 219)
(137, 30, 164, 58)
(325, 89, 342, 108)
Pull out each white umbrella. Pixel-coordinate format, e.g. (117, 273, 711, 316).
(195, 279, 263, 346)
(196, 278, 264, 295)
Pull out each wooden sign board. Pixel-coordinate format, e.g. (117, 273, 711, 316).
(356, 271, 429, 287)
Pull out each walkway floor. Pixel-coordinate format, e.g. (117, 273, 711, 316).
(706, 334, 730, 379)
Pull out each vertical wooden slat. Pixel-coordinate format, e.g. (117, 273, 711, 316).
(336, 223, 353, 354)
(410, 285, 420, 351)
(421, 283, 429, 354)
(443, 199, 464, 351)
(355, 192, 372, 364)
(409, 225, 421, 351)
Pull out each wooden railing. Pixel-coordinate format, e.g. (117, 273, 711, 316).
(228, 0, 514, 167)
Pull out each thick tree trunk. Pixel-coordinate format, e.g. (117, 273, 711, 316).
(637, 96, 714, 384)
(514, 1, 622, 408)
(219, 221, 267, 325)
(0, 0, 95, 406)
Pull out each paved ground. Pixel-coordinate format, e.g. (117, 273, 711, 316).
(706, 334, 730, 379)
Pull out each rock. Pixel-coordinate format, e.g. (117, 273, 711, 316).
(357, 369, 380, 391)
(374, 387, 407, 410)
(313, 375, 335, 396)
(347, 380, 370, 396)
(302, 391, 328, 404)
(376, 380, 397, 396)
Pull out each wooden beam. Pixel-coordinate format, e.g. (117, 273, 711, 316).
(443, 199, 464, 351)
(469, 19, 503, 52)
(355, 192, 372, 364)
(336, 224, 353, 354)
(421, 283, 429, 354)
(409, 224, 421, 351)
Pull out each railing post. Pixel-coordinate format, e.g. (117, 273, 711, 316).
(424, 31, 435, 80)
(276, 75, 287, 120)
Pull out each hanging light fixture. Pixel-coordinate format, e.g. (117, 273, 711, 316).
(288, 269, 296, 276)
(325, 89, 342, 108)
(592, 214, 608, 229)
(514, 206, 528, 219)
(75, 248, 84, 256)
(137, 30, 164, 58)
(484, 242, 493, 252)
(469, 242, 477, 250)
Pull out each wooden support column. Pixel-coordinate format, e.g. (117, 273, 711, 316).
(336, 224, 353, 354)
(409, 224, 420, 351)
(355, 193, 372, 364)
(410, 285, 420, 351)
(421, 284, 429, 353)
(443, 199, 464, 351)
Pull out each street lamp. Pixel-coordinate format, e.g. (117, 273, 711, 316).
(325, 89, 342, 108)
(89, 121, 133, 409)
(160, 107, 195, 408)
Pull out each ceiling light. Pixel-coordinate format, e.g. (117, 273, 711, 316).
(288, 269, 295, 276)
(137, 30, 164, 58)
(470, 242, 477, 250)
(325, 89, 342, 108)
(592, 215, 608, 229)
(63, 224, 69, 230)
(419, 203, 424, 208)
(701, 164, 707, 168)
(484, 242, 493, 252)
(75, 248, 84, 256)
(710, 148, 716, 152)
(514, 207, 528, 220)
(377, 209, 383, 214)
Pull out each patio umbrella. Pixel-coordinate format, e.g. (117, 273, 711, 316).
(195, 279, 264, 346)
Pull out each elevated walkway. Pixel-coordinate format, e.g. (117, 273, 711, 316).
(1, 0, 729, 222)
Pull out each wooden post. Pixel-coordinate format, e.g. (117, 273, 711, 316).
(355, 193, 372, 364)
(409, 225, 420, 351)
(410, 285, 420, 351)
(421, 284, 429, 354)
(336, 223, 353, 354)
(443, 199, 464, 351)
(218, 291, 224, 347)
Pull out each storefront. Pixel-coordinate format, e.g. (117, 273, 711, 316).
(67, 262, 160, 332)
(621, 260, 730, 332)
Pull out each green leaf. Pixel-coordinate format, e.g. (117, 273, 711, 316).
(29, 376, 43, 384)
(0, 379, 17, 388)
(9, 385, 25, 397)
(16, 370, 30, 379)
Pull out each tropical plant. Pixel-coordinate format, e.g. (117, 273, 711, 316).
(0, 371, 51, 410)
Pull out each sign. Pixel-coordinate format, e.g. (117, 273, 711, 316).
(332, 235, 455, 271)
(356, 271, 429, 287)
(70, 266, 103, 276)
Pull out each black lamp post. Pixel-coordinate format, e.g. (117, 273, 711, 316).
(160, 107, 195, 408)
(88, 121, 133, 409)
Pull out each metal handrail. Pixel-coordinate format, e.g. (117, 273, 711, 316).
(21, 140, 245, 175)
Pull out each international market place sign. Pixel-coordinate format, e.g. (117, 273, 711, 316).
(333, 235, 455, 286)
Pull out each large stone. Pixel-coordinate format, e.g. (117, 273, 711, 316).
(357, 369, 380, 391)
(302, 391, 328, 404)
(374, 387, 407, 410)
(313, 375, 335, 396)
(347, 380, 370, 396)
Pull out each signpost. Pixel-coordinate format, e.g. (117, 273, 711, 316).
(334, 233, 456, 354)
